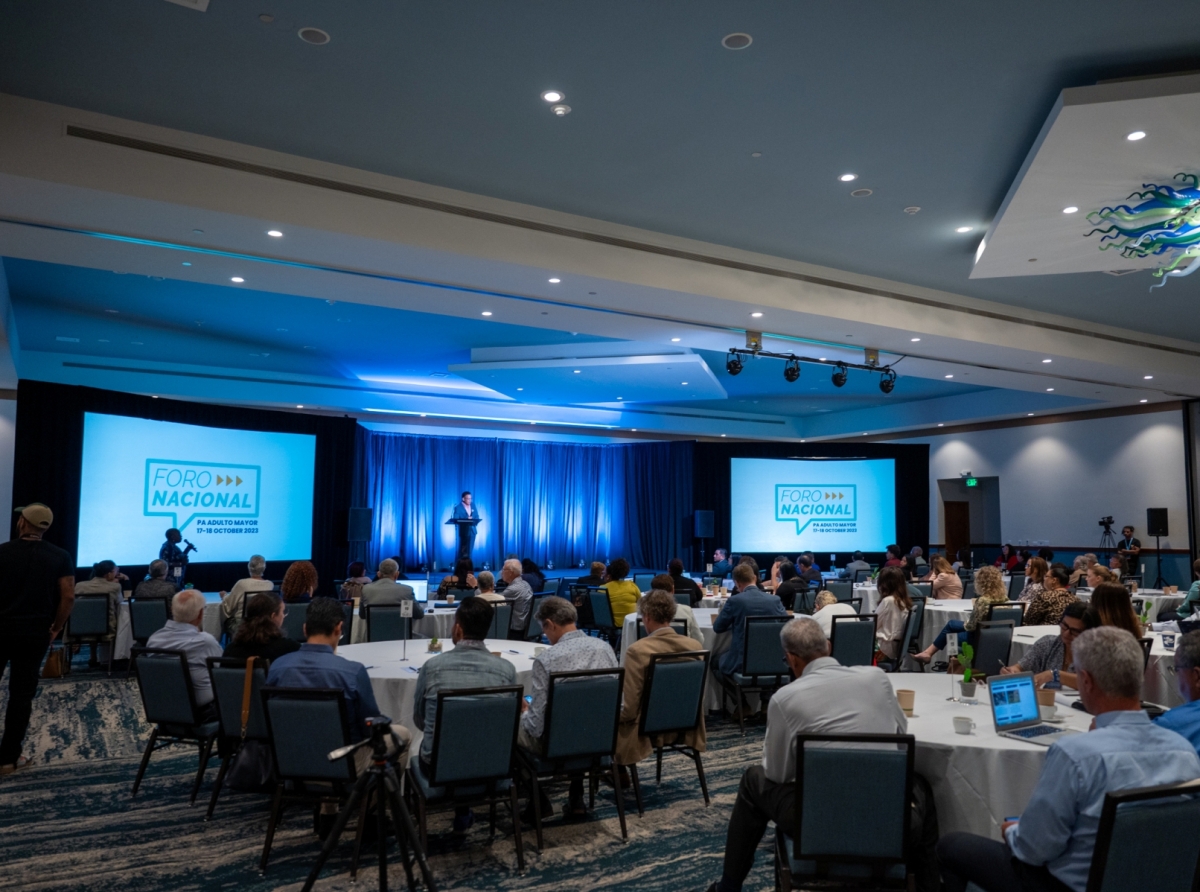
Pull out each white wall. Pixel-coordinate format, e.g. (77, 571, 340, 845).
(889, 409, 1188, 551)
(0, 398, 15, 543)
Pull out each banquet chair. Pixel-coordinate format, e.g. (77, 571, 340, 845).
(633, 573, 656, 592)
(486, 600, 515, 639)
(825, 581, 852, 601)
(830, 615, 877, 667)
(131, 648, 220, 805)
(879, 599, 924, 673)
(338, 601, 354, 645)
(971, 621, 1014, 678)
(717, 616, 790, 733)
(129, 597, 171, 648)
(1122, 575, 1144, 589)
(673, 592, 692, 607)
(625, 650, 710, 816)
(583, 592, 618, 644)
(1138, 637, 1153, 670)
(963, 580, 976, 599)
(854, 569, 872, 583)
(1085, 778, 1200, 892)
(775, 732, 916, 890)
(259, 687, 366, 875)
(1007, 574, 1026, 601)
(67, 595, 115, 675)
(205, 656, 271, 820)
(845, 597, 864, 615)
(795, 588, 818, 615)
(409, 685, 525, 870)
(281, 602, 308, 641)
(987, 603, 1025, 627)
(364, 605, 413, 642)
(516, 668, 627, 851)
(910, 583, 932, 600)
(635, 618, 688, 640)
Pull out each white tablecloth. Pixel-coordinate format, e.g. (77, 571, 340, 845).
(349, 601, 458, 644)
(884, 674, 1090, 839)
(1009, 625, 1182, 708)
(108, 592, 223, 660)
(342, 637, 541, 753)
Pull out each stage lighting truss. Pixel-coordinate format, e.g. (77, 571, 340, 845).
(723, 348, 898, 393)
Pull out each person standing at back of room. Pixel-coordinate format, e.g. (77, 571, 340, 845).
(0, 504, 76, 778)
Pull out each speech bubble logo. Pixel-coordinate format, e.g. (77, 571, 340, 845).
(775, 484, 857, 535)
(144, 459, 261, 532)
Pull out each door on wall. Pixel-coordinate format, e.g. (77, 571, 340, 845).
(944, 501, 970, 564)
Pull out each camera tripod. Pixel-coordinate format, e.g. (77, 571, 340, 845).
(301, 716, 437, 892)
(1099, 522, 1117, 557)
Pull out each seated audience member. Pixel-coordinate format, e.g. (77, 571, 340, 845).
(145, 589, 223, 715)
(219, 554, 273, 637)
(475, 570, 504, 603)
(600, 558, 640, 628)
(883, 544, 903, 568)
(437, 557, 478, 598)
(1024, 565, 1076, 626)
(873, 567, 912, 662)
(711, 548, 732, 578)
(1067, 555, 1088, 588)
(1159, 558, 1200, 623)
(800, 552, 823, 573)
(387, 555, 410, 580)
(338, 561, 373, 601)
(360, 558, 423, 624)
(648, 574, 704, 645)
(1084, 563, 1115, 588)
(500, 559, 534, 640)
(764, 555, 787, 591)
(1156, 630, 1200, 755)
(914, 566, 1009, 664)
(794, 554, 823, 588)
(736, 555, 761, 581)
(668, 558, 702, 607)
(74, 559, 125, 637)
(519, 596, 617, 819)
(712, 563, 787, 680)
(926, 554, 963, 599)
(1018, 557, 1048, 602)
(1083, 582, 1143, 639)
(414, 597, 514, 831)
(939, 627, 1200, 892)
(773, 562, 806, 612)
(1108, 553, 1129, 578)
(950, 549, 966, 572)
(618, 590, 705, 764)
(223, 591, 301, 662)
(811, 590, 857, 639)
(1037, 546, 1055, 563)
(576, 561, 606, 588)
(1000, 600, 1087, 689)
(521, 558, 546, 593)
(994, 543, 1019, 571)
(280, 560, 318, 604)
(705, 616, 939, 892)
(908, 546, 927, 575)
(134, 560, 178, 600)
(839, 550, 872, 580)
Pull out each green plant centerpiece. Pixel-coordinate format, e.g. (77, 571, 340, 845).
(427, 636, 442, 654)
(959, 642, 977, 699)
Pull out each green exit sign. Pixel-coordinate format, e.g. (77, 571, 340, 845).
(965, 477, 978, 487)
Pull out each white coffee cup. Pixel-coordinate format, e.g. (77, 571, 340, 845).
(534, 646, 547, 657)
(952, 716, 975, 735)
(1039, 705, 1057, 722)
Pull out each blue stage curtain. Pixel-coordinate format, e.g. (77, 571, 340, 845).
(353, 428, 693, 573)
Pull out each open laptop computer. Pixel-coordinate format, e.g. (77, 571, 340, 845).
(988, 672, 1080, 746)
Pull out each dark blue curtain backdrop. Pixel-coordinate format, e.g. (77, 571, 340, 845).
(353, 428, 693, 573)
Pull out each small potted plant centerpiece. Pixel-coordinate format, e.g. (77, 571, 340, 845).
(958, 642, 977, 699)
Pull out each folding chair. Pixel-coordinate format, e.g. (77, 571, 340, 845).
(830, 614, 877, 667)
(716, 616, 790, 734)
(1085, 778, 1200, 892)
(67, 595, 115, 675)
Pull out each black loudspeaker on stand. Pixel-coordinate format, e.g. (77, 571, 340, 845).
(694, 510, 714, 572)
(1147, 508, 1168, 589)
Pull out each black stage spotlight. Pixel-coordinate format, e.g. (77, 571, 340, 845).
(879, 369, 897, 394)
(831, 363, 848, 387)
(726, 352, 744, 375)
(784, 358, 801, 383)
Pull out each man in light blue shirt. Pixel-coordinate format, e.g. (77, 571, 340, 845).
(1155, 630, 1200, 755)
(145, 589, 223, 712)
(939, 627, 1200, 892)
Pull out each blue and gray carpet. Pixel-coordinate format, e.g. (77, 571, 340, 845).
(0, 664, 775, 891)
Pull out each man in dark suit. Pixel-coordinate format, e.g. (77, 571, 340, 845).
(712, 563, 787, 680)
(451, 491, 479, 561)
(711, 548, 732, 578)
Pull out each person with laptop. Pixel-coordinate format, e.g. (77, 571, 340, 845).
(939, 626, 1200, 892)
(998, 600, 1087, 689)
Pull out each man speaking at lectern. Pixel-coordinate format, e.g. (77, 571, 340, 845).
(451, 491, 479, 561)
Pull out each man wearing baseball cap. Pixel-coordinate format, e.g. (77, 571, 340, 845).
(0, 503, 76, 777)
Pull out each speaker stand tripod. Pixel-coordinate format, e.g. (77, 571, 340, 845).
(1153, 534, 1168, 589)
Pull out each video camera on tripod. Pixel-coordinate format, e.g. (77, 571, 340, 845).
(1098, 516, 1114, 531)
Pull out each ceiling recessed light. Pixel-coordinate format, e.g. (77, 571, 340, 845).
(911, 337, 920, 342)
(192, 229, 204, 234)
(551, 104, 571, 116)
(1140, 399, 1148, 403)
(181, 262, 191, 267)
(839, 173, 857, 182)
(720, 433, 727, 437)
(105, 309, 119, 314)
(481, 311, 493, 316)
(573, 370, 581, 374)
(296, 404, 304, 409)
(751, 152, 762, 158)
(751, 312, 763, 318)
(548, 278, 561, 284)
(259, 13, 273, 23)
(937, 423, 944, 427)
(1144, 375, 1154, 380)
(1046, 388, 1055, 392)
(681, 382, 688, 385)
(517, 387, 524, 391)
(298, 26, 330, 45)
(850, 188, 873, 198)
(721, 32, 752, 50)
(541, 90, 563, 103)
(944, 374, 954, 378)
(617, 397, 623, 400)
(231, 277, 244, 283)
(1062, 207, 1078, 214)
(267, 230, 283, 237)
(1042, 358, 1052, 363)
(151, 395, 158, 399)
(1127, 130, 1146, 141)
(904, 206, 921, 215)
(1027, 413, 1035, 416)
(632, 428, 637, 432)
(956, 226, 974, 233)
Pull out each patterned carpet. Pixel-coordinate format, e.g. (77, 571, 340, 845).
(0, 665, 777, 891)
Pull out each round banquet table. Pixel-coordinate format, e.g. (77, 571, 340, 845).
(883, 673, 1091, 840)
(917, 600, 975, 653)
(349, 601, 459, 644)
(1009, 625, 1182, 708)
(1075, 588, 1182, 623)
(342, 637, 541, 754)
(106, 591, 224, 660)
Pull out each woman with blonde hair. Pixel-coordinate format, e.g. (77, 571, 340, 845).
(1085, 564, 1116, 589)
(926, 554, 963, 599)
(913, 566, 1009, 664)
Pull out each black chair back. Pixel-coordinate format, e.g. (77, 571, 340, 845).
(69, 595, 111, 638)
(541, 668, 624, 761)
(588, 592, 616, 628)
(1138, 637, 1153, 670)
(1007, 574, 1026, 601)
(129, 597, 170, 644)
(429, 686, 523, 788)
(830, 615, 877, 667)
(638, 650, 709, 739)
(973, 620, 1015, 677)
(673, 592, 691, 607)
(339, 601, 354, 646)
(988, 603, 1026, 627)
(1087, 778, 1200, 892)
(134, 648, 202, 727)
(365, 604, 413, 642)
(741, 616, 790, 680)
(261, 687, 357, 783)
(846, 597, 864, 615)
(280, 602, 308, 641)
(825, 581, 852, 601)
(488, 601, 515, 639)
(636, 619, 688, 640)
(853, 569, 872, 583)
(207, 657, 270, 740)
